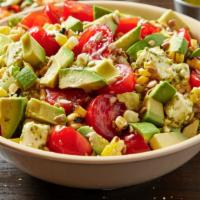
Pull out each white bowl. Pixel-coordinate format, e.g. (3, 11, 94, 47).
(1, 1, 200, 189)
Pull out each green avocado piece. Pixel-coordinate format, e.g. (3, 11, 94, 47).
(183, 119, 199, 138)
(130, 122, 160, 142)
(93, 5, 112, 19)
(59, 68, 106, 91)
(144, 33, 168, 47)
(62, 16, 83, 32)
(0, 97, 27, 138)
(26, 98, 67, 125)
(150, 132, 186, 150)
(126, 40, 148, 61)
(169, 35, 188, 54)
(21, 33, 46, 67)
(143, 98, 164, 127)
(40, 46, 74, 88)
(13, 64, 37, 90)
(158, 10, 189, 30)
(149, 81, 176, 103)
(86, 59, 119, 84)
(0, 34, 12, 55)
(113, 26, 141, 51)
(191, 48, 200, 58)
(77, 126, 94, 137)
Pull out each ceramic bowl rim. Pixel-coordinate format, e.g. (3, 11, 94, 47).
(174, 0, 200, 8)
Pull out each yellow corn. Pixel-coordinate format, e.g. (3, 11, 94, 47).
(137, 76, 149, 85)
(187, 58, 200, 70)
(168, 51, 175, 60)
(55, 33, 68, 46)
(0, 87, 8, 97)
(64, 36, 79, 50)
(74, 106, 87, 118)
(115, 116, 128, 131)
(70, 123, 82, 129)
(67, 113, 79, 122)
(0, 26, 11, 35)
(191, 39, 198, 51)
(175, 53, 185, 63)
(138, 68, 151, 77)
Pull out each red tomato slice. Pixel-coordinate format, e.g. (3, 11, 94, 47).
(141, 23, 160, 39)
(63, 1, 93, 21)
(86, 94, 125, 140)
(124, 133, 150, 154)
(29, 26, 60, 56)
(190, 70, 200, 88)
(178, 28, 191, 46)
(73, 25, 113, 59)
(8, 5, 20, 13)
(44, 4, 64, 24)
(47, 126, 92, 155)
(100, 64, 136, 94)
(115, 17, 139, 34)
(45, 88, 88, 114)
(21, 11, 51, 28)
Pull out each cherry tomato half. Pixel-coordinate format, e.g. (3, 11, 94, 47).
(63, 1, 93, 21)
(86, 94, 125, 140)
(141, 23, 160, 39)
(29, 26, 60, 56)
(45, 88, 88, 114)
(124, 133, 150, 154)
(47, 126, 92, 155)
(73, 25, 113, 59)
(100, 64, 136, 94)
(190, 70, 200, 88)
(178, 28, 191, 46)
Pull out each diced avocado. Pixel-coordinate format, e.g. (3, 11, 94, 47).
(93, 5, 112, 19)
(169, 35, 188, 54)
(21, 33, 46, 67)
(59, 68, 106, 91)
(0, 34, 12, 55)
(191, 48, 200, 58)
(20, 121, 50, 149)
(88, 132, 109, 155)
(113, 26, 141, 51)
(144, 33, 168, 47)
(130, 122, 160, 142)
(77, 126, 94, 137)
(26, 98, 67, 125)
(143, 98, 164, 127)
(40, 46, 74, 88)
(9, 138, 20, 143)
(149, 81, 176, 103)
(183, 119, 199, 138)
(158, 10, 189, 30)
(86, 59, 119, 84)
(62, 16, 83, 32)
(0, 97, 27, 138)
(127, 40, 148, 61)
(84, 12, 119, 33)
(150, 132, 186, 150)
(13, 64, 37, 90)
(101, 136, 125, 156)
(117, 92, 140, 111)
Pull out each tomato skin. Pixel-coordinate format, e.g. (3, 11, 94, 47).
(100, 64, 136, 94)
(141, 23, 160, 39)
(116, 17, 139, 34)
(190, 70, 200, 88)
(124, 133, 150, 154)
(63, 1, 93, 21)
(47, 126, 92, 155)
(8, 5, 20, 13)
(29, 26, 60, 56)
(86, 94, 125, 140)
(45, 88, 88, 114)
(178, 28, 191, 46)
(21, 11, 51, 28)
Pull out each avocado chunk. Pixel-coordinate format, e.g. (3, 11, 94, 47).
(62, 16, 83, 32)
(84, 12, 119, 33)
(0, 97, 27, 138)
(21, 33, 46, 67)
(26, 98, 67, 125)
(20, 121, 50, 149)
(40, 46, 74, 88)
(144, 33, 168, 47)
(130, 122, 160, 142)
(191, 48, 200, 58)
(169, 35, 188, 54)
(183, 119, 199, 138)
(158, 10, 189, 30)
(88, 132, 109, 155)
(149, 81, 176, 103)
(77, 126, 94, 137)
(127, 40, 148, 61)
(143, 98, 164, 127)
(150, 132, 186, 150)
(12, 64, 37, 90)
(86, 59, 119, 84)
(113, 26, 141, 51)
(0, 34, 12, 55)
(59, 68, 106, 91)
(93, 5, 112, 19)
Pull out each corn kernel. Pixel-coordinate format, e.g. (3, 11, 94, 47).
(115, 116, 128, 131)
(123, 110, 139, 123)
(67, 113, 79, 122)
(191, 39, 198, 51)
(0, 26, 11, 35)
(137, 76, 149, 85)
(0, 87, 8, 97)
(187, 58, 200, 70)
(64, 36, 79, 50)
(76, 53, 89, 67)
(175, 53, 184, 63)
(168, 51, 175, 60)
(74, 106, 87, 118)
(55, 33, 68, 46)
(138, 68, 151, 77)
(70, 123, 82, 129)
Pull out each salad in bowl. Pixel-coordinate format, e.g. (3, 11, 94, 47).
(0, 1, 200, 157)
